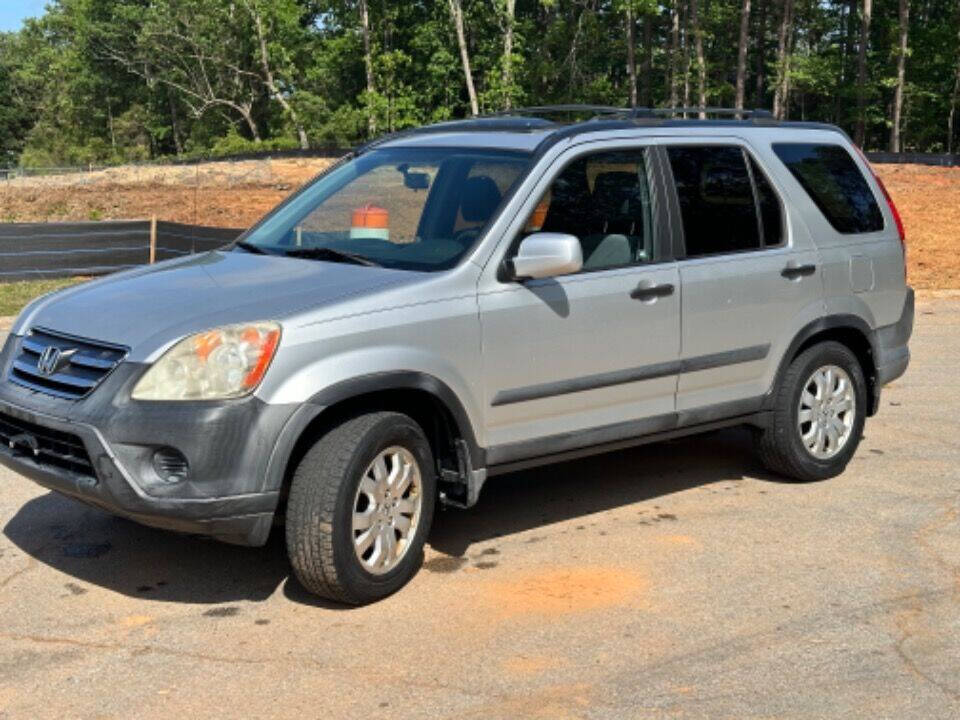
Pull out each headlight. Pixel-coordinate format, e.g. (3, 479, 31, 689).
(132, 323, 281, 401)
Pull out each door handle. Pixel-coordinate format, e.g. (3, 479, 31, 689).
(781, 263, 816, 279)
(630, 283, 675, 301)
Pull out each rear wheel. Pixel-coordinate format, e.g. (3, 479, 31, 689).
(755, 341, 867, 481)
(285, 411, 436, 604)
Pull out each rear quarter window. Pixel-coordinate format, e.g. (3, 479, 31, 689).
(772, 143, 883, 234)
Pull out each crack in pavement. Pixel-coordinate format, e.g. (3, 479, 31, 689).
(888, 502, 960, 702)
(0, 557, 36, 591)
(0, 631, 270, 667)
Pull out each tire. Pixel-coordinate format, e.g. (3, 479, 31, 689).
(755, 341, 867, 482)
(285, 411, 436, 604)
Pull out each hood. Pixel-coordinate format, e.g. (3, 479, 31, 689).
(17, 251, 422, 360)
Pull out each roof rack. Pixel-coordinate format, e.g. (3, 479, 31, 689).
(484, 104, 775, 121)
(629, 107, 774, 119)
(487, 105, 628, 118)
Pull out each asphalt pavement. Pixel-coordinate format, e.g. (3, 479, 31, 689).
(1, 295, 958, 719)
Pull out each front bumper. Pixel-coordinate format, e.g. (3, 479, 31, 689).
(0, 336, 313, 546)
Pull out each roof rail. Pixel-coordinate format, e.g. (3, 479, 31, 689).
(487, 105, 628, 118)
(629, 107, 774, 119)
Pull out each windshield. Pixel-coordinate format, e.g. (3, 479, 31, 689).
(240, 147, 531, 271)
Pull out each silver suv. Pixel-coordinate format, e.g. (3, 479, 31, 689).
(0, 107, 913, 603)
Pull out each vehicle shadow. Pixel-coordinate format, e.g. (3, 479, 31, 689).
(428, 426, 776, 557)
(3, 426, 778, 606)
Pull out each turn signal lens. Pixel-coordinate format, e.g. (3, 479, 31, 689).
(132, 322, 281, 401)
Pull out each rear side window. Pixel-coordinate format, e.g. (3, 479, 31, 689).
(772, 143, 883, 234)
(666, 146, 783, 257)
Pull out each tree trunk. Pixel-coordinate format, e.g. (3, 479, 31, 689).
(240, 106, 262, 142)
(669, 0, 680, 107)
(447, 0, 479, 116)
(168, 93, 183, 155)
(360, 0, 376, 133)
(772, 0, 795, 120)
(691, 0, 706, 117)
(502, 0, 516, 110)
(642, 13, 653, 107)
(889, 0, 909, 152)
(855, 0, 873, 147)
(735, 0, 752, 111)
(251, 9, 308, 149)
(683, 0, 692, 113)
(754, 0, 767, 107)
(948, 14, 960, 155)
(626, 5, 638, 107)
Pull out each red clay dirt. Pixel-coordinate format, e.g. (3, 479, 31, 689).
(0, 159, 956, 288)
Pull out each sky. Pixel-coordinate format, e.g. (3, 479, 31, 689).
(0, 0, 47, 32)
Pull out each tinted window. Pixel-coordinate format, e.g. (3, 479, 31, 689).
(523, 149, 656, 270)
(750, 156, 783, 246)
(772, 143, 883, 234)
(667, 146, 761, 257)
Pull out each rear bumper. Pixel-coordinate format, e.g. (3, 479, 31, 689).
(874, 287, 913, 385)
(0, 336, 316, 545)
(870, 287, 914, 413)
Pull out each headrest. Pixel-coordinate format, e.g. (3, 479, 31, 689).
(593, 171, 640, 216)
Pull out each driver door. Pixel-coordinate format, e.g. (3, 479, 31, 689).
(478, 144, 681, 466)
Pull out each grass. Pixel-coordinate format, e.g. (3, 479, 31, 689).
(0, 277, 87, 317)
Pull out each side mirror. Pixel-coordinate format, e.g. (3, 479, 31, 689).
(502, 232, 583, 281)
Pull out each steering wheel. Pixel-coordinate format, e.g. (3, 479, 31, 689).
(452, 227, 481, 247)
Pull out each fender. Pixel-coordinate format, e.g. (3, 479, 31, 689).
(306, 371, 485, 470)
(763, 314, 879, 412)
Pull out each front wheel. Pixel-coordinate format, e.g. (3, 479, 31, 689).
(285, 411, 436, 604)
(755, 341, 867, 482)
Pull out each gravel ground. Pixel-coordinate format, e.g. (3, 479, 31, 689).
(0, 295, 958, 719)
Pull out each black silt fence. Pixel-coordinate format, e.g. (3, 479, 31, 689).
(866, 152, 960, 167)
(0, 220, 243, 282)
(154, 221, 244, 262)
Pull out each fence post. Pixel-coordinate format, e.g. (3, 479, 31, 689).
(149, 215, 157, 264)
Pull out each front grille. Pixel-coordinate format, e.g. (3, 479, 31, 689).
(8, 328, 127, 400)
(0, 410, 94, 477)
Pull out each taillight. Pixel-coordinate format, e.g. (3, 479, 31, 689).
(874, 174, 906, 246)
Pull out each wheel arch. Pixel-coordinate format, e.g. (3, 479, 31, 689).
(766, 315, 880, 416)
(272, 372, 484, 508)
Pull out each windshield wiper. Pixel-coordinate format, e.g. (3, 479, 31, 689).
(234, 240, 270, 255)
(285, 246, 381, 267)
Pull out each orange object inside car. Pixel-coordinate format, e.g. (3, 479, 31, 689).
(350, 204, 390, 240)
(525, 192, 552, 233)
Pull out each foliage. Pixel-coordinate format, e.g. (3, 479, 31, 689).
(0, 0, 958, 164)
(0, 277, 87, 316)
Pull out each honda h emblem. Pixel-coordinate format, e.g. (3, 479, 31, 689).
(36, 346, 63, 376)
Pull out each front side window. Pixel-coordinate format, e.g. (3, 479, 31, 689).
(520, 148, 656, 271)
(667, 145, 785, 258)
(242, 147, 530, 271)
(772, 143, 883, 234)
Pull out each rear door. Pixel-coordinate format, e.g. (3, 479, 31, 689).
(660, 141, 824, 420)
